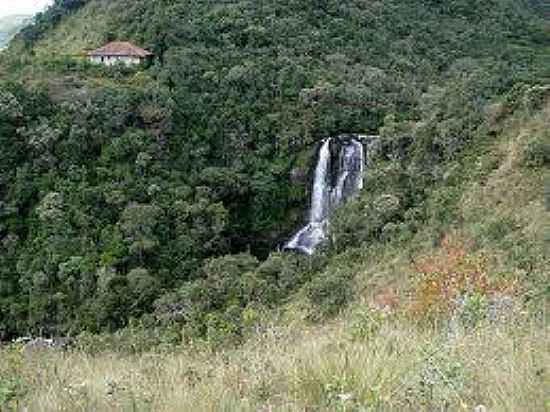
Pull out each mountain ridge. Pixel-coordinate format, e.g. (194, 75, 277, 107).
(0, 14, 32, 49)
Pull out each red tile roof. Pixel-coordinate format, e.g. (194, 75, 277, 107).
(87, 41, 153, 57)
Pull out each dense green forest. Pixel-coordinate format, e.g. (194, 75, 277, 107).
(0, 0, 548, 343)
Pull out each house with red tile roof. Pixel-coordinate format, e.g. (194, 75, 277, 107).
(87, 41, 153, 66)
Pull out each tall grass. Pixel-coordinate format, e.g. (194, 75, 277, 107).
(1, 311, 548, 411)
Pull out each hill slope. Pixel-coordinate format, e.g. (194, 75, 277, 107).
(1, 96, 549, 410)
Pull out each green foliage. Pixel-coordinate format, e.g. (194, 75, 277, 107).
(522, 134, 550, 168)
(305, 267, 356, 318)
(0, 349, 27, 410)
(350, 307, 388, 342)
(459, 292, 490, 329)
(18, 0, 92, 47)
(74, 321, 181, 355)
(153, 252, 316, 342)
(0, 0, 548, 339)
(406, 351, 469, 411)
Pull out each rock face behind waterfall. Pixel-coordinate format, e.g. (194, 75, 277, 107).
(284, 136, 365, 255)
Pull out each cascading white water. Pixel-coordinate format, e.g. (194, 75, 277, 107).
(284, 137, 364, 255)
(309, 138, 332, 223)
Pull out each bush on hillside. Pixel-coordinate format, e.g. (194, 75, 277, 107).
(408, 237, 521, 324)
(305, 267, 356, 318)
(329, 192, 405, 251)
(522, 134, 550, 168)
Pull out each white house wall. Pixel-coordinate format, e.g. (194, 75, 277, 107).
(89, 56, 143, 66)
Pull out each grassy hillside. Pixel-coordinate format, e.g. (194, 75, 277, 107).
(0, 0, 548, 409)
(1, 98, 549, 410)
(2, 319, 548, 411)
(0, 15, 32, 48)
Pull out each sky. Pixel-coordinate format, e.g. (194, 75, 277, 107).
(0, 0, 53, 18)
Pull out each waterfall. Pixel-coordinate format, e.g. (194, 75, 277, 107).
(284, 137, 365, 255)
(309, 138, 332, 223)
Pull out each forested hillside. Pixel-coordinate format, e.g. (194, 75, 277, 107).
(0, 0, 548, 344)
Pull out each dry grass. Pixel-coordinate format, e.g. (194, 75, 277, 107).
(1, 314, 548, 411)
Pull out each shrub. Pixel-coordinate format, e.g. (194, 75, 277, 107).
(404, 350, 469, 411)
(350, 307, 388, 342)
(408, 237, 519, 323)
(329, 192, 404, 250)
(522, 85, 550, 113)
(458, 292, 489, 328)
(205, 307, 242, 348)
(74, 321, 181, 355)
(305, 267, 356, 319)
(255, 252, 315, 300)
(522, 134, 550, 168)
(0, 348, 27, 409)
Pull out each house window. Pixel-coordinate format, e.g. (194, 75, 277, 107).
(101, 57, 105, 63)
